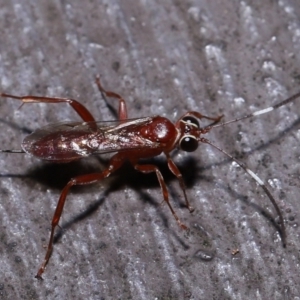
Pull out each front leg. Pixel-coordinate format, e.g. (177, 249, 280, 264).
(165, 153, 194, 213)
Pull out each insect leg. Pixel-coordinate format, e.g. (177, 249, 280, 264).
(0, 93, 95, 122)
(165, 154, 194, 213)
(35, 153, 125, 279)
(133, 163, 188, 230)
(95, 76, 128, 120)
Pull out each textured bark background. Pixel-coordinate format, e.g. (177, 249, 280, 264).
(0, 0, 300, 299)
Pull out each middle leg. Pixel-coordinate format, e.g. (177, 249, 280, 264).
(133, 163, 188, 230)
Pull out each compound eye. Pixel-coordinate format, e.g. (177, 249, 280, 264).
(180, 135, 198, 152)
(182, 116, 199, 128)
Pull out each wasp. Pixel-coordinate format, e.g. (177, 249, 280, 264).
(1, 77, 298, 278)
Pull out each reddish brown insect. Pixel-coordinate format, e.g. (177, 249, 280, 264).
(1, 77, 299, 279)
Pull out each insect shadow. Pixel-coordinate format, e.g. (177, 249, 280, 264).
(17, 155, 199, 245)
(0, 118, 32, 135)
(23, 154, 198, 192)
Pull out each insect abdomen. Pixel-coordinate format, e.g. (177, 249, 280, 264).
(22, 131, 97, 162)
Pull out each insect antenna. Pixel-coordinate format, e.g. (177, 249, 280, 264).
(200, 137, 286, 247)
(0, 149, 25, 153)
(210, 91, 300, 130)
(199, 92, 300, 245)
(196, 92, 300, 247)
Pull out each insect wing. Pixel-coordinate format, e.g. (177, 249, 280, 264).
(22, 117, 161, 161)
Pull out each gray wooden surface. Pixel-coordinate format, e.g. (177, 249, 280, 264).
(1, 0, 300, 299)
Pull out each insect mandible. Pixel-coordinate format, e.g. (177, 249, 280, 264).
(1, 77, 299, 279)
